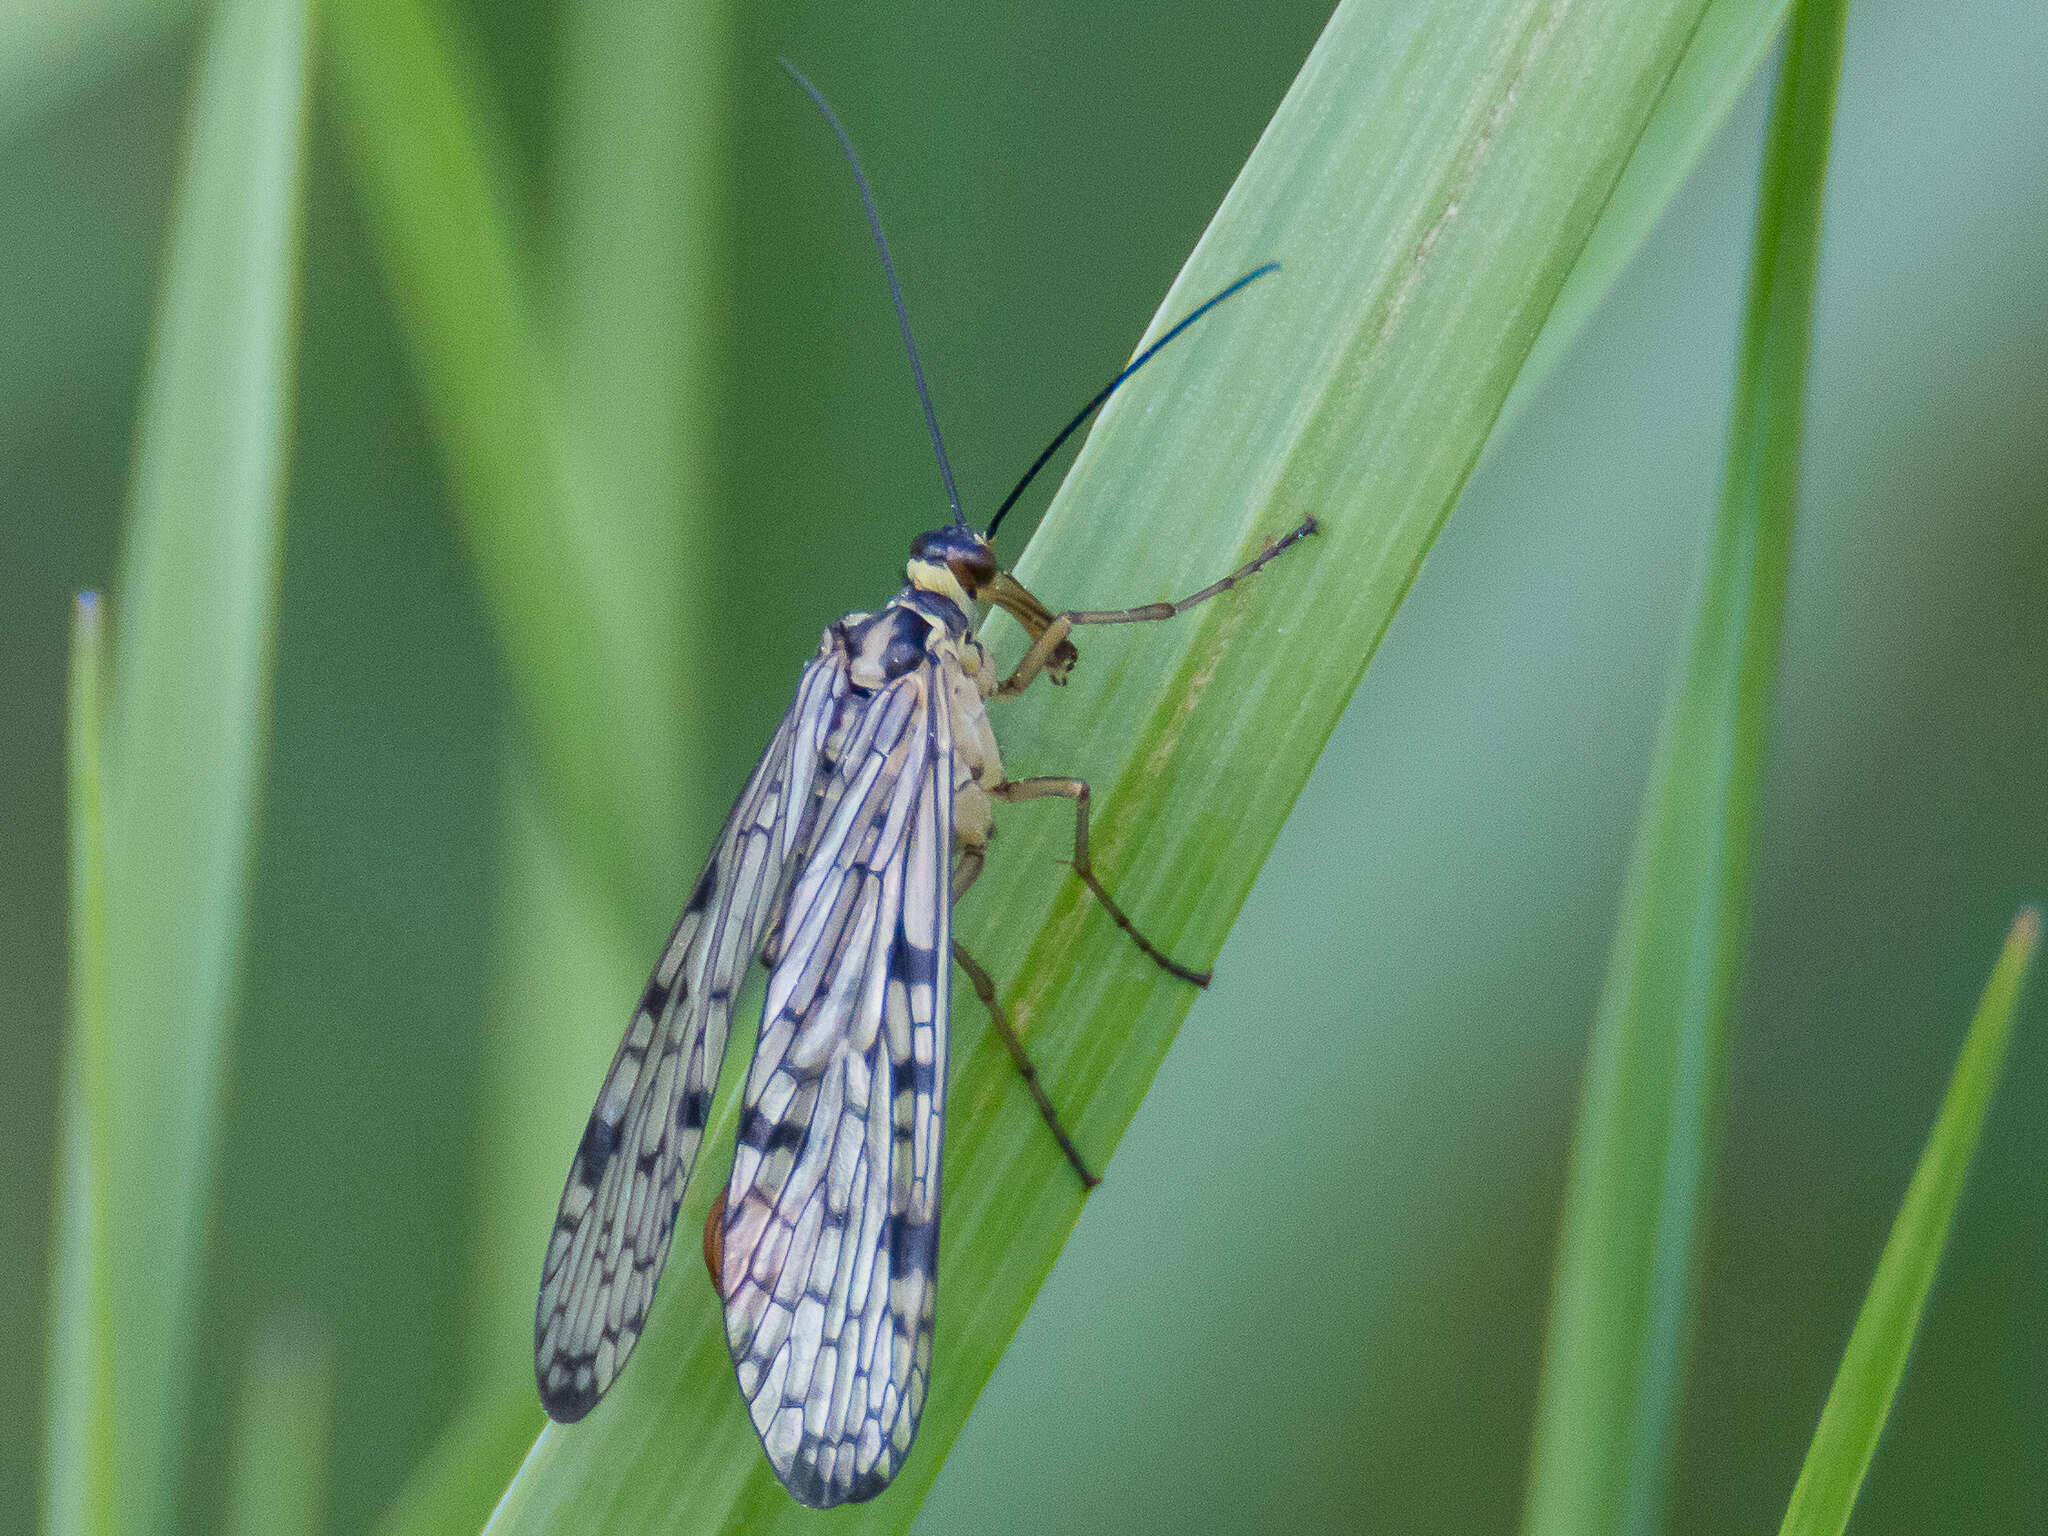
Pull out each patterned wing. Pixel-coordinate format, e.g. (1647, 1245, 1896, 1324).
(536, 644, 849, 1421)
(718, 660, 953, 1507)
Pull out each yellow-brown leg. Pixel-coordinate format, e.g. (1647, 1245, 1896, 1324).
(950, 937, 1100, 1188)
(995, 514, 1317, 697)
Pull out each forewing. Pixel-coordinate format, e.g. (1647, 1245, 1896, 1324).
(719, 661, 953, 1507)
(536, 646, 848, 1421)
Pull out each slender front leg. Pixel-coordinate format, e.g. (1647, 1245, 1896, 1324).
(950, 939, 1099, 1188)
(996, 514, 1317, 697)
(996, 616, 1081, 699)
(993, 776, 1211, 986)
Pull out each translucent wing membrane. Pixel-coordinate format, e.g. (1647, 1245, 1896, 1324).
(536, 648, 850, 1421)
(721, 662, 953, 1507)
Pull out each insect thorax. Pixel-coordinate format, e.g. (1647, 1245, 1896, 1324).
(836, 584, 983, 693)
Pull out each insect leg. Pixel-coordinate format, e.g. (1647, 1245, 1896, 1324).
(992, 775, 1210, 986)
(996, 514, 1317, 697)
(951, 845, 984, 905)
(950, 938, 1100, 1189)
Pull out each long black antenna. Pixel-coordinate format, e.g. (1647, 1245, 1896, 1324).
(985, 262, 1279, 540)
(780, 60, 966, 528)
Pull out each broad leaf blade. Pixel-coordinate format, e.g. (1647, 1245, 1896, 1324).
(1521, 3, 1849, 1534)
(1777, 910, 2039, 1536)
(481, 1, 1721, 1530)
(98, 0, 312, 1527)
(1496, 0, 1790, 435)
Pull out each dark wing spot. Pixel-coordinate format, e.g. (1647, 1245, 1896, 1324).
(886, 1214, 938, 1279)
(676, 1085, 712, 1131)
(889, 925, 938, 989)
(739, 1107, 806, 1154)
(574, 1113, 621, 1184)
(785, 1456, 835, 1509)
(847, 1466, 895, 1503)
(639, 973, 672, 1018)
(538, 1362, 601, 1424)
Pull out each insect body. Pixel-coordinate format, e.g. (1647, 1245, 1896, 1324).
(534, 63, 1315, 1508)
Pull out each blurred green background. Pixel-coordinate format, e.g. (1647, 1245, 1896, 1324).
(3, 2, 2044, 1534)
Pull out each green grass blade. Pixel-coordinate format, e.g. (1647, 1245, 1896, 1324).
(99, 0, 311, 1527)
(222, 1315, 333, 1536)
(325, 0, 692, 942)
(551, 0, 726, 635)
(1520, 4, 1849, 1534)
(1496, 0, 1788, 435)
(44, 594, 118, 1536)
(1777, 909, 2039, 1536)
(479, 1, 1722, 1529)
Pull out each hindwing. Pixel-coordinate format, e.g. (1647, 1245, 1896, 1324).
(535, 642, 848, 1420)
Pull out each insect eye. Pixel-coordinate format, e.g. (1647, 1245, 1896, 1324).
(948, 548, 998, 595)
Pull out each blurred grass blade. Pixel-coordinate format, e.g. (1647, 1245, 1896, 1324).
(1521, 4, 1849, 1535)
(1495, 0, 1788, 436)
(222, 1314, 333, 1536)
(481, 1, 1725, 1529)
(0, 0, 200, 141)
(551, 0, 726, 646)
(461, 0, 732, 1389)
(468, 767, 640, 1388)
(326, 0, 691, 943)
(100, 0, 311, 1528)
(373, 1387, 543, 1536)
(1777, 910, 2039, 1536)
(44, 594, 118, 1536)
